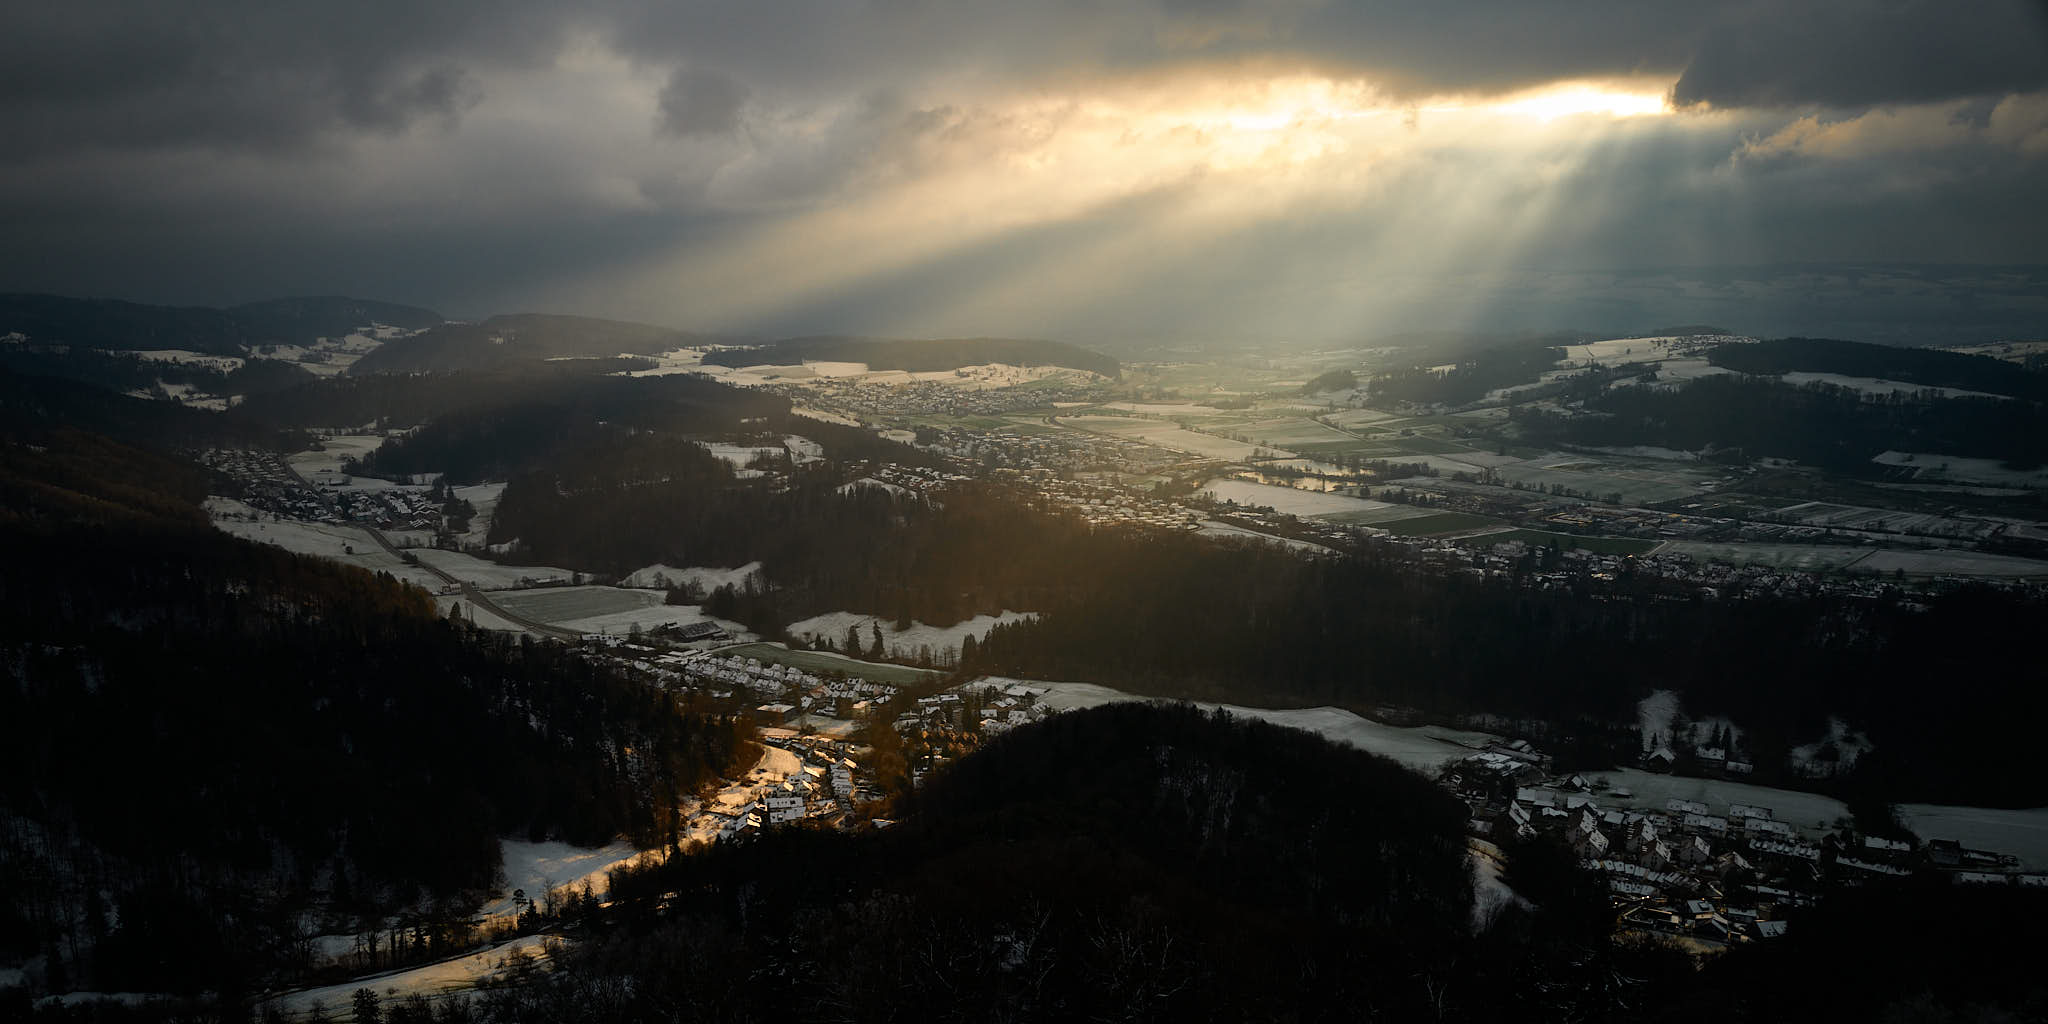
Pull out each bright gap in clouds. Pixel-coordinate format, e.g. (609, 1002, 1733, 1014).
(1483, 82, 1673, 121)
(589, 70, 1691, 333)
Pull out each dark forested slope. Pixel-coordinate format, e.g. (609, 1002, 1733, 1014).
(526, 702, 1477, 1021)
(0, 432, 751, 995)
(1709, 336, 2048, 400)
(347, 314, 734, 375)
(0, 294, 440, 356)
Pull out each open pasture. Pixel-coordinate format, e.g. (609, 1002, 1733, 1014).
(492, 585, 663, 624)
(1235, 417, 1360, 448)
(1495, 458, 1722, 505)
(1201, 478, 1410, 520)
(715, 643, 940, 686)
(1057, 416, 1267, 460)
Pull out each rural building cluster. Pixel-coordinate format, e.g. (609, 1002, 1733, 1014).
(1442, 744, 2044, 952)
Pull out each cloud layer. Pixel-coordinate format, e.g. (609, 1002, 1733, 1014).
(1, 1, 2043, 342)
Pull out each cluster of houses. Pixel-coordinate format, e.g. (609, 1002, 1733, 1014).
(326, 486, 443, 531)
(771, 373, 1111, 423)
(710, 735, 870, 842)
(1002, 470, 1213, 531)
(665, 653, 902, 718)
(198, 448, 345, 522)
(1443, 744, 2042, 952)
(931, 426, 1180, 477)
(896, 682, 1055, 736)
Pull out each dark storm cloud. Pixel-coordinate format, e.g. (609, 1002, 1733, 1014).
(0, 2, 557, 155)
(5, 1, 2039, 163)
(0, 1, 2044, 335)
(658, 68, 749, 138)
(1671, 0, 2048, 110)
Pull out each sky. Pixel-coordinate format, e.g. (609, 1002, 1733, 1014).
(2, 1, 2045, 345)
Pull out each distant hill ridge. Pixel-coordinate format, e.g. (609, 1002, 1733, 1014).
(1708, 336, 2048, 400)
(345, 313, 747, 375)
(699, 334, 1121, 378)
(0, 293, 442, 356)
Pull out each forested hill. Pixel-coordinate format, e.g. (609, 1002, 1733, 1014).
(537, 703, 1480, 1021)
(347, 313, 744, 375)
(1709, 336, 2048, 399)
(0, 293, 441, 356)
(0, 367, 298, 450)
(699, 335, 1122, 378)
(0, 431, 751, 996)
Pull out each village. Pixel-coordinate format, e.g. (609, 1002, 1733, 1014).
(561, 639, 1065, 842)
(1441, 738, 2046, 953)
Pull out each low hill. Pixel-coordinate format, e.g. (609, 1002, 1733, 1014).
(0, 367, 295, 450)
(700, 335, 1121, 378)
(0, 293, 441, 356)
(347, 314, 738, 375)
(575, 702, 1474, 1020)
(228, 295, 443, 341)
(1301, 367, 1357, 394)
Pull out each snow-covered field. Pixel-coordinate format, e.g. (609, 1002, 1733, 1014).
(1237, 416, 1358, 447)
(1058, 416, 1267, 460)
(787, 610, 1037, 660)
(621, 562, 763, 591)
(204, 495, 263, 519)
(1873, 451, 2048, 489)
(700, 442, 784, 469)
(288, 435, 390, 480)
(1657, 540, 2048, 578)
(1583, 769, 1851, 834)
(265, 935, 559, 1019)
(412, 549, 574, 590)
(213, 519, 446, 589)
(479, 839, 644, 924)
(1776, 501, 1997, 539)
(1096, 401, 1236, 416)
(1781, 372, 2011, 401)
(449, 482, 506, 546)
(1898, 805, 2048, 870)
(839, 476, 916, 498)
(1009, 679, 1495, 773)
(791, 405, 861, 426)
(1855, 548, 2048, 578)
(1200, 478, 1400, 519)
(1494, 459, 1720, 505)
(489, 586, 670, 629)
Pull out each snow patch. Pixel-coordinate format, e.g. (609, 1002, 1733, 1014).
(789, 610, 1037, 660)
(622, 562, 763, 592)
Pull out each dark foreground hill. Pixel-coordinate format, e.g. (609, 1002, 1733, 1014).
(0, 432, 752, 999)
(527, 702, 1478, 1021)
